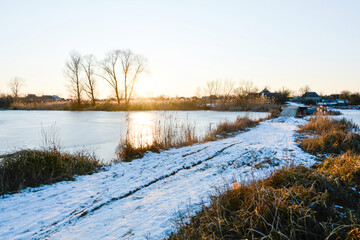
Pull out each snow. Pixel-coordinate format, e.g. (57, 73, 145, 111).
(0, 117, 316, 239)
(333, 108, 360, 126)
(0, 110, 268, 163)
(286, 101, 306, 107)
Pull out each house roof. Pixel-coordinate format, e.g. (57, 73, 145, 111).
(302, 92, 320, 98)
(260, 88, 274, 98)
(260, 88, 271, 94)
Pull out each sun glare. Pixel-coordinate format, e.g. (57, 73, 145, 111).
(126, 112, 157, 148)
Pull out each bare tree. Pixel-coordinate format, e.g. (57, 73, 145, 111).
(100, 49, 147, 107)
(81, 54, 97, 106)
(204, 79, 222, 106)
(299, 85, 310, 96)
(119, 50, 147, 107)
(8, 77, 25, 99)
(234, 81, 258, 97)
(65, 52, 82, 106)
(340, 90, 351, 100)
(205, 79, 221, 97)
(221, 79, 235, 100)
(100, 50, 122, 104)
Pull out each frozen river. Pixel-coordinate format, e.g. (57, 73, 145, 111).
(0, 110, 268, 162)
(334, 109, 360, 126)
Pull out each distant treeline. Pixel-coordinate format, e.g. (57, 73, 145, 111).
(336, 91, 360, 105)
(0, 95, 14, 109)
(8, 96, 279, 112)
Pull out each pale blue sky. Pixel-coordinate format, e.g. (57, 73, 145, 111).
(0, 0, 359, 98)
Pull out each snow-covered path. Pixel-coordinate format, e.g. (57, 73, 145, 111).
(0, 117, 316, 239)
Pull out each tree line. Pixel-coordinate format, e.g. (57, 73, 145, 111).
(65, 49, 147, 108)
(198, 79, 292, 105)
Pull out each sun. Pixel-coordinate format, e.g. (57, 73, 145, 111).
(135, 77, 152, 97)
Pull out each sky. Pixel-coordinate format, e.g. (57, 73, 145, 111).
(0, 0, 359, 98)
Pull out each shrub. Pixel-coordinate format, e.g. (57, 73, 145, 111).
(299, 117, 360, 155)
(269, 108, 281, 118)
(0, 149, 102, 195)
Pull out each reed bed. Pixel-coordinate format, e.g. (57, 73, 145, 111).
(299, 116, 360, 155)
(118, 115, 263, 162)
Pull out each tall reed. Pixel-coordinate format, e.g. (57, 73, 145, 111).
(117, 114, 261, 162)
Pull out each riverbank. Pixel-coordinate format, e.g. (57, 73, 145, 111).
(8, 99, 279, 112)
(0, 110, 270, 162)
(169, 116, 360, 239)
(0, 117, 314, 239)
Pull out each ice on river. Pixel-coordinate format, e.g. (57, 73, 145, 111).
(0, 110, 268, 162)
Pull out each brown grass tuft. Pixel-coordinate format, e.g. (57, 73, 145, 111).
(0, 149, 102, 195)
(299, 117, 360, 155)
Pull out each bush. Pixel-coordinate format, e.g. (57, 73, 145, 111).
(299, 117, 360, 155)
(0, 95, 14, 108)
(0, 149, 102, 195)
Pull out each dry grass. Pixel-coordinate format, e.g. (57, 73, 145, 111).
(11, 101, 70, 110)
(169, 115, 360, 239)
(299, 117, 360, 155)
(118, 116, 201, 162)
(0, 149, 102, 195)
(118, 116, 261, 162)
(169, 165, 360, 239)
(11, 100, 202, 111)
(299, 117, 358, 136)
(318, 152, 360, 188)
(203, 116, 259, 141)
(11, 98, 280, 112)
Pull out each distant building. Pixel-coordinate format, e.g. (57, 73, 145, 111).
(25, 94, 37, 102)
(22, 94, 64, 103)
(302, 92, 322, 103)
(51, 95, 63, 101)
(259, 88, 274, 98)
(330, 94, 340, 100)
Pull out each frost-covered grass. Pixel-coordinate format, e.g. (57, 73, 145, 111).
(0, 149, 102, 195)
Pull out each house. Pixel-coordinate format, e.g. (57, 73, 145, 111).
(259, 88, 274, 98)
(22, 94, 64, 103)
(25, 94, 38, 102)
(302, 92, 322, 104)
(330, 94, 340, 100)
(51, 95, 64, 101)
(41, 95, 57, 102)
